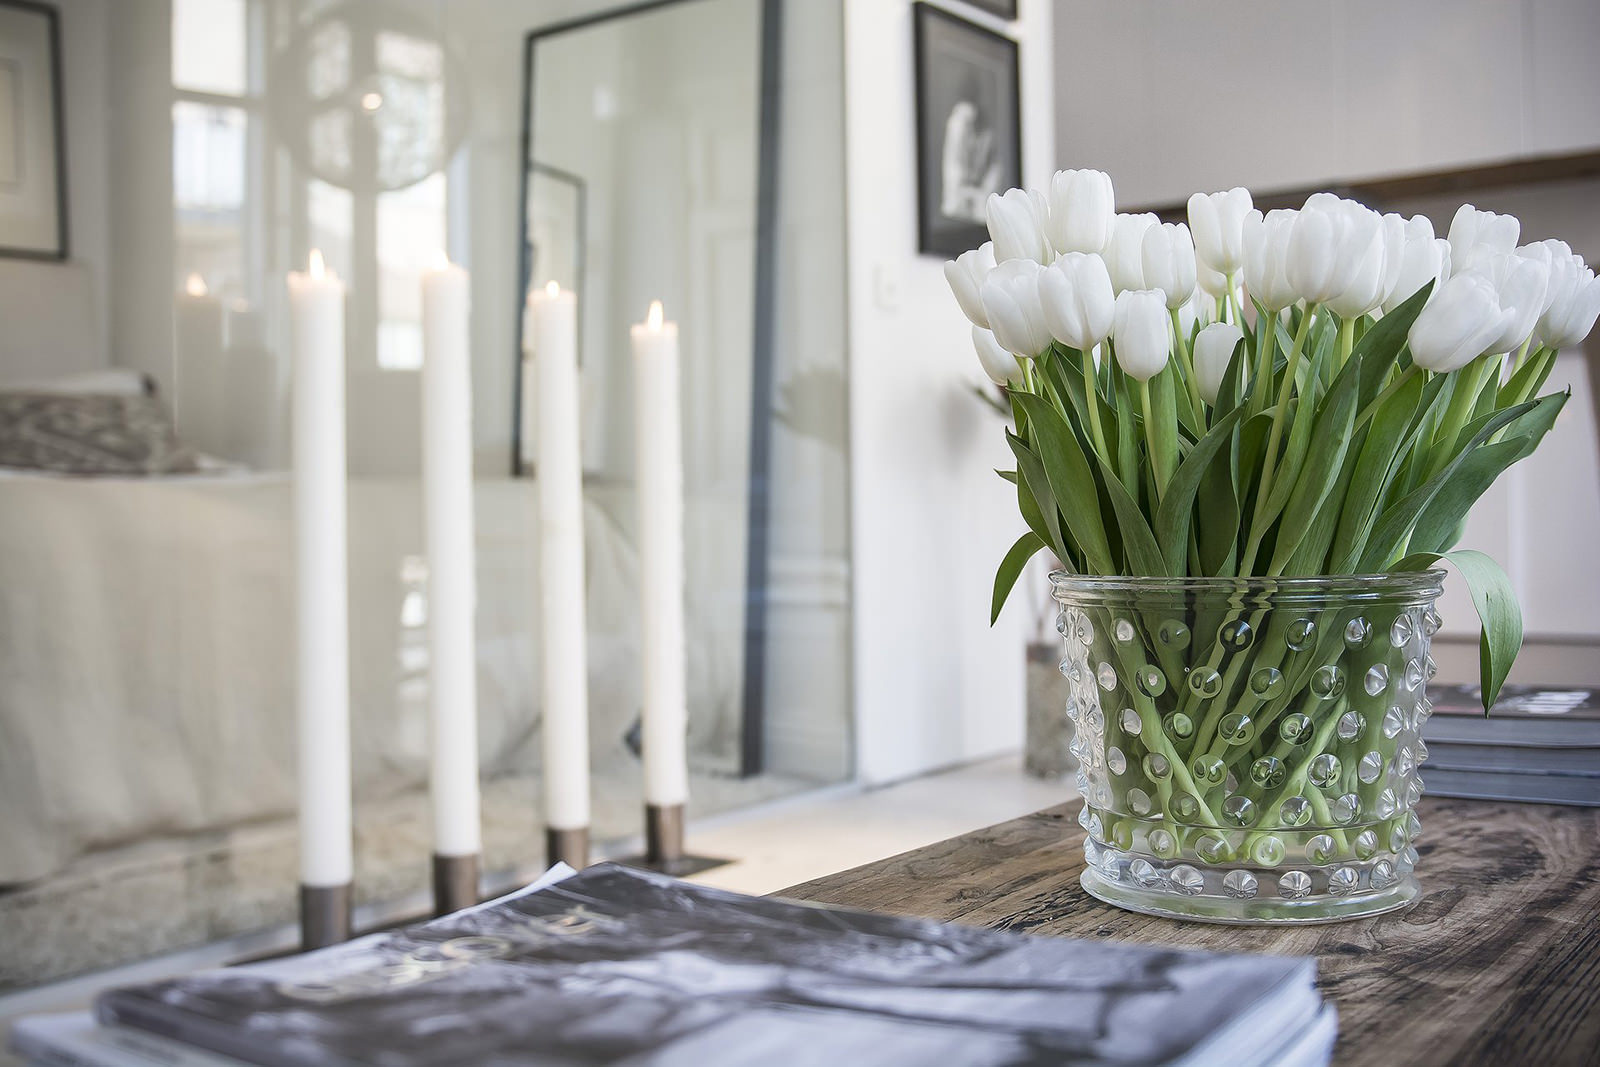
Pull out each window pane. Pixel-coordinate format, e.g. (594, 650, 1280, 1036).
(172, 0, 248, 97)
(376, 171, 446, 371)
(173, 101, 247, 298)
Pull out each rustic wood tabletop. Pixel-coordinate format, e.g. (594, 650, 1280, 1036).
(780, 795, 1600, 1066)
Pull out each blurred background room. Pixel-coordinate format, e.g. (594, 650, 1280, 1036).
(0, 0, 1597, 1049)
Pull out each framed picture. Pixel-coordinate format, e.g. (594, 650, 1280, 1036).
(962, 0, 1018, 19)
(0, 0, 66, 260)
(913, 2, 1019, 258)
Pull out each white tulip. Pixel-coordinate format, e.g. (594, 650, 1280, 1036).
(1407, 273, 1513, 372)
(985, 187, 1051, 264)
(980, 259, 1053, 357)
(1537, 256, 1600, 351)
(1240, 208, 1298, 312)
(1104, 212, 1159, 294)
(1287, 196, 1386, 313)
(1193, 321, 1245, 405)
(1045, 169, 1114, 255)
(1447, 204, 1520, 276)
(1177, 286, 1210, 337)
(1468, 252, 1551, 355)
(973, 326, 1021, 386)
(1111, 289, 1171, 381)
(1141, 222, 1198, 310)
(1380, 216, 1450, 315)
(1039, 252, 1115, 351)
(943, 242, 996, 329)
(1187, 187, 1253, 276)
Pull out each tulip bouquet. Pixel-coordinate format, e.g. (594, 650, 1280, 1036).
(948, 171, 1595, 918)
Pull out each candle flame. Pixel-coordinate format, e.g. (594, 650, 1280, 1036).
(646, 300, 664, 330)
(432, 249, 452, 271)
(184, 272, 207, 297)
(309, 249, 326, 280)
(545, 280, 560, 297)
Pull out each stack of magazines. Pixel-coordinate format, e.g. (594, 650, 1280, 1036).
(1421, 684, 1600, 806)
(12, 864, 1338, 1066)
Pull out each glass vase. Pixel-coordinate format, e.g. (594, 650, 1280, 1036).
(1052, 570, 1446, 924)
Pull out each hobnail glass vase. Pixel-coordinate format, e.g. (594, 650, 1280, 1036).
(1052, 570, 1446, 924)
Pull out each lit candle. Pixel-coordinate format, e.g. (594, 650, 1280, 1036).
(421, 252, 481, 896)
(526, 281, 590, 860)
(631, 300, 688, 812)
(174, 272, 223, 453)
(286, 249, 353, 935)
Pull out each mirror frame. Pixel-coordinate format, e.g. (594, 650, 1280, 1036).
(514, 0, 782, 777)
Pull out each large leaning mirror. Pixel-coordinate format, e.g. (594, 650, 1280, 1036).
(517, 0, 779, 777)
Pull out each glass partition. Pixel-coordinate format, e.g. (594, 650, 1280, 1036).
(0, 0, 849, 993)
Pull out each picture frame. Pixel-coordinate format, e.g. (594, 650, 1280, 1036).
(0, 0, 67, 260)
(961, 0, 1018, 19)
(912, 2, 1019, 258)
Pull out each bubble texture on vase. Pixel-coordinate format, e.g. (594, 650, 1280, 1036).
(1054, 571, 1445, 923)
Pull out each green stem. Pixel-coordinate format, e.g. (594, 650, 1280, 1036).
(1355, 364, 1420, 429)
(1139, 377, 1165, 504)
(1240, 305, 1318, 573)
(1171, 306, 1206, 417)
(1081, 345, 1111, 463)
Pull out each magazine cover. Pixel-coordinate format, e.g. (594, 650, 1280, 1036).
(97, 865, 1321, 1067)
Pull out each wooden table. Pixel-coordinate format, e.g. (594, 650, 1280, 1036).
(781, 796, 1600, 1066)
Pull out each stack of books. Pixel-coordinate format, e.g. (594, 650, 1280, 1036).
(1421, 684, 1600, 806)
(12, 864, 1338, 1066)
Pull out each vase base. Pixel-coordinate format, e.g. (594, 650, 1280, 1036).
(1081, 867, 1419, 925)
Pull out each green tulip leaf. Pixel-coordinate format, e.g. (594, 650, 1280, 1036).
(1394, 549, 1522, 711)
(991, 531, 1045, 625)
(1153, 405, 1246, 574)
(1012, 394, 1116, 574)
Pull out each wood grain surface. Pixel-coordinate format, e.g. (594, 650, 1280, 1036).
(780, 797, 1600, 1066)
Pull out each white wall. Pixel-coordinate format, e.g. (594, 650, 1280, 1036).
(845, 0, 1056, 785)
(0, 0, 111, 380)
(1054, 0, 1600, 209)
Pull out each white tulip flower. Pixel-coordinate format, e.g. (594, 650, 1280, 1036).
(980, 259, 1053, 357)
(1380, 216, 1450, 315)
(1240, 208, 1299, 312)
(1111, 289, 1171, 381)
(1039, 252, 1115, 351)
(1537, 257, 1600, 351)
(1141, 222, 1198, 310)
(972, 326, 1022, 386)
(1045, 169, 1114, 255)
(1187, 187, 1253, 276)
(1194, 321, 1245, 405)
(1104, 212, 1159, 294)
(943, 242, 996, 329)
(1447, 204, 1520, 276)
(1469, 252, 1551, 355)
(1287, 196, 1386, 313)
(1408, 273, 1513, 373)
(985, 187, 1051, 264)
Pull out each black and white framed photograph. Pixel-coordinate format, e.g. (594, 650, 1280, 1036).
(0, 0, 66, 260)
(962, 0, 1018, 19)
(913, 2, 1019, 258)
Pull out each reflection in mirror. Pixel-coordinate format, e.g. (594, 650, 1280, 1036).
(519, 0, 773, 779)
(0, 0, 850, 992)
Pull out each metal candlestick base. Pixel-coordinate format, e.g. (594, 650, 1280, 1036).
(615, 803, 731, 878)
(299, 883, 352, 952)
(432, 853, 481, 916)
(546, 826, 590, 869)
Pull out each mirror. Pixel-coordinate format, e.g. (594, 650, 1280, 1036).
(518, 0, 778, 777)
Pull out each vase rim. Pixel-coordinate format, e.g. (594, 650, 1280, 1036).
(1048, 569, 1446, 602)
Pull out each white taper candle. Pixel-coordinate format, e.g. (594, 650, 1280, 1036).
(287, 249, 353, 888)
(527, 281, 590, 831)
(631, 300, 689, 807)
(421, 253, 481, 859)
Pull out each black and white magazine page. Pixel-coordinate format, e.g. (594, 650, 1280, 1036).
(96, 864, 1323, 1067)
